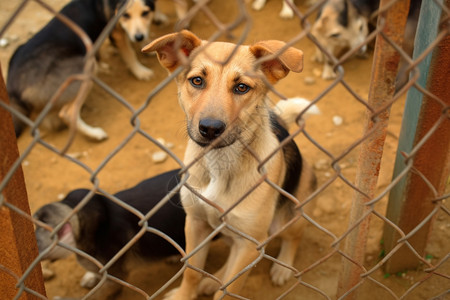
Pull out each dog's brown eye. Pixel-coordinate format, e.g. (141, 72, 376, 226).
(189, 77, 205, 88)
(234, 83, 250, 95)
(142, 10, 150, 17)
(122, 13, 130, 19)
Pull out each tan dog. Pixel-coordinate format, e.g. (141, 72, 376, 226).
(142, 30, 317, 299)
(113, 0, 190, 80)
(111, 0, 157, 80)
(311, 0, 369, 79)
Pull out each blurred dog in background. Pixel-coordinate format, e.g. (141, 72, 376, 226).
(311, 0, 374, 79)
(7, 0, 187, 139)
(311, 0, 421, 81)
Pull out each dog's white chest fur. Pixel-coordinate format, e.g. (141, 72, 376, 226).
(183, 174, 265, 233)
(181, 140, 281, 234)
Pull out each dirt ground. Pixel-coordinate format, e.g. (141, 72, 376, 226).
(0, 0, 448, 299)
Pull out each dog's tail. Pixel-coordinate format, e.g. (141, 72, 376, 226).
(274, 97, 320, 126)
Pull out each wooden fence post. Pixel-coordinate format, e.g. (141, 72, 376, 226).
(0, 64, 47, 298)
(383, 0, 450, 273)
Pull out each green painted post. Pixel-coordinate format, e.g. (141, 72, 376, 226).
(383, 0, 450, 273)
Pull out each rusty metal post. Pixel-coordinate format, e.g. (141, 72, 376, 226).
(383, 0, 450, 273)
(0, 65, 47, 298)
(337, 0, 411, 298)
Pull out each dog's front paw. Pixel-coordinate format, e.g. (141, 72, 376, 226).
(85, 127, 108, 141)
(80, 271, 99, 289)
(279, 7, 294, 19)
(270, 263, 293, 286)
(131, 65, 154, 81)
(252, 0, 266, 11)
(198, 277, 220, 296)
(322, 64, 337, 80)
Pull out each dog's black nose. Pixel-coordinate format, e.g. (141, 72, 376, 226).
(135, 33, 144, 42)
(199, 119, 226, 140)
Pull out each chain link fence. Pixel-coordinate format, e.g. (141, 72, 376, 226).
(0, 0, 449, 299)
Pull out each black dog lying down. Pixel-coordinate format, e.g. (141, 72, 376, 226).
(34, 169, 186, 299)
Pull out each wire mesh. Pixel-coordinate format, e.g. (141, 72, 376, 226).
(0, 0, 448, 299)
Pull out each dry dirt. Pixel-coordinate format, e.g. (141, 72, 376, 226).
(0, 1, 448, 299)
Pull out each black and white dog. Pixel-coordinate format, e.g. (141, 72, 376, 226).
(34, 169, 186, 299)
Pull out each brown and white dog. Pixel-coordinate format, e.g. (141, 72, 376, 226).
(142, 30, 318, 299)
(112, 0, 158, 81)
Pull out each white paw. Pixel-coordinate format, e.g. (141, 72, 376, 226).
(252, 0, 266, 11)
(280, 8, 294, 19)
(132, 65, 154, 81)
(270, 263, 293, 286)
(198, 277, 220, 296)
(322, 70, 337, 80)
(80, 271, 99, 289)
(86, 127, 108, 141)
(322, 65, 337, 80)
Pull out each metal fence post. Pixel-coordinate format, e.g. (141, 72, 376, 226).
(0, 64, 47, 299)
(383, 0, 450, 273)
(337, 0, 411, 298)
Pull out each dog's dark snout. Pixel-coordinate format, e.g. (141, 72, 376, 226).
(199, 119, 226, 140)
(135, 33, 144, 42)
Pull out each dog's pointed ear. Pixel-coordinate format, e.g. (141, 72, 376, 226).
(142, 30, 202, 72)
(249, 41, 303, 83)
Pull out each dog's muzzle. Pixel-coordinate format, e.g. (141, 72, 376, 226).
(199, 118, 226, 140)
(189, 118, 237, 148)
(135, 33, 145, 42)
